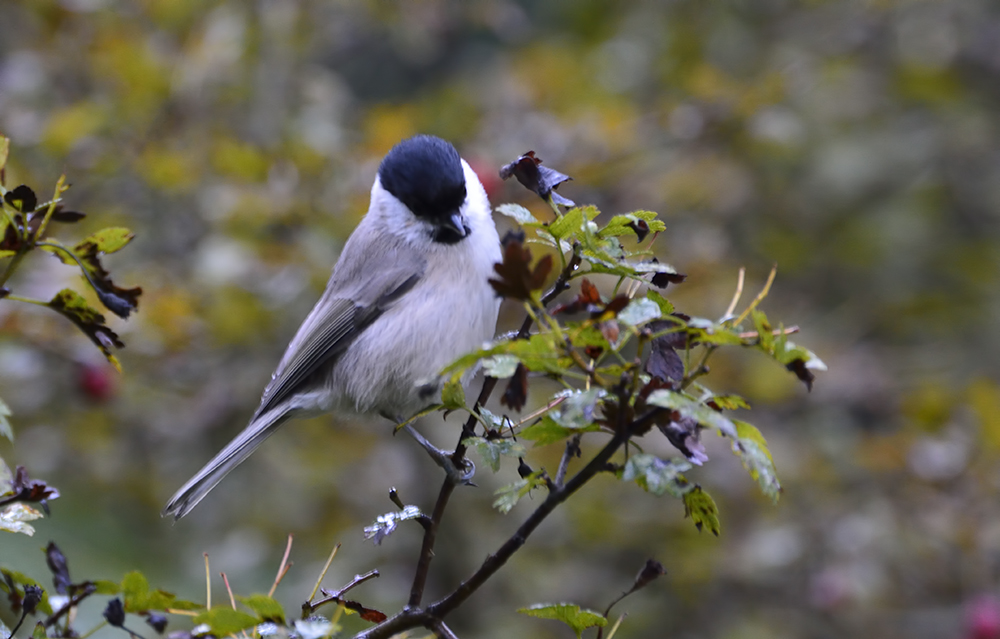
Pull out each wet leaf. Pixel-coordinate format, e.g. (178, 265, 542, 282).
(731, 420, 781, 501)
(0, 503, 43, 535)
(493, 471, 545, 513)
(617, 297, 661, 327)
(682, 486, 721, 535)
(495, 203, 539, 225)
(463, 437, 526, 473)
(481, 354, 520, 378)
(363, 505, 422, 545)
(646, 390, 737, 438)
(517, 603, 606, 638)
(622, 454, 692, 497)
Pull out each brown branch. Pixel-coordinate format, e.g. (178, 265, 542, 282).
(406, 245, 581, 608)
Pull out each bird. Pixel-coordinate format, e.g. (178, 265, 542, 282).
(163, 135, 502, 520)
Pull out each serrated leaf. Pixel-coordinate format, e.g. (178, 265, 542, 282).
(77, 227, 134, 254)
(120, 571, 198, 612)
(711, 394, 751, 411)
(47, 289, 124, 370)
(621, 454, 692, 497)
(237, 594, 285, 623)
(683, 486, 720, 535)
(646, 390, 737, 438)
(463, 437, 526, 473)
(617, 297, 661, 327)
(517, 603, 607, 638)
(547, 206, 586, 240)
(598, 211, 666, 239)
(495, 203, 539, 225)
(520, 415, 600, 446)
(493, 471, 545, 513)
(549, 388, 605, 430)
(0, 396, 12, 442)
(731, 420, 781, 501)
(482, 354, 520, 378)
(440, 378, 465, 410)
(194, 608, 260, 636)
(0, 503, 43, 535)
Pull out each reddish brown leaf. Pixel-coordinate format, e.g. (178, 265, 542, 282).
(498, 151, 574, 206)
(501, 363, 528, 411)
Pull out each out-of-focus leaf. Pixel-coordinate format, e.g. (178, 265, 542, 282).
(621, 454, 692, 497)
(646, 390, 737, 438)
(495, 203, 540, 225)
(463, 437, 526, 473)
(193, 608, 259, 637)
(31, 622, 46, 639)
(499, 151, 574, 206)
(363, 505, 422, 546)
(47, 289, 124, 371)
(751, 310, 825, 391)
(0, 396, 12, 442)
(440, 378, 465, 410)
(237, 595, 285, 623)
(45, 542, 70, 594)
(0, 503, 43, 535)
(1, 570, 53, 615)
(731, 420, 781, 501)
(617, 297, 661, 327)
(4, 185, 38, 213)
(646, 290, 674, 315)
(517, 603, 607, 638)
(1, 466, 59, 505)
(519, 416, 600, 446)
(493, 471, 546, 513)
(708, 394, 751, 411)
(121, 571, 200, 613)
(293, 618, 337, 639)
(500, 363, 529, 411)
(77, 227, 134, 254)
(548, 388, 605, 430)
(682, 486, 721, 536)
(482, 354, 520, 378)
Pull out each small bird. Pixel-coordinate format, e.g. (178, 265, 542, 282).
(163, 135, 501, 519)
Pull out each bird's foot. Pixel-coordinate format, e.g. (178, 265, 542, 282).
(402, 425, 476, 486)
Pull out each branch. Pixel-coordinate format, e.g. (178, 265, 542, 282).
(406, 244, 582, 608)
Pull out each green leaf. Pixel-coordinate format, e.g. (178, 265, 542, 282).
(0, 137, 8, 173)
(440, 378, 466, 410)
(47, 289, 124, 371)
(621, 454, 692, 497)
(711, 394, 751, 411)
(548, 388, 605, 430)
(548, 206, 588, 240)
(751, 309, 773, 351)
(237, 594, 285, 623)
(0, 396, 12, 442)
(121, 571, 200, 612)
(476, 407, 506, 431)
(32, 622, 46, 639)
(646, 390, 737, 438)
(0, 503, 43, 536)
(194, 607, 260, 636)
(617, 297, 661, 327)
(519, 417, 599, 446)
(731, 420, 781, 501)
(93, 580, 121, 595)
(482, 353, 520, 378)
(0, 250, 16, 259)
(598, 211, 666, 239)
(76, 227, 134, 254)
(517, 603, 607, 638)
(495, 203, 539, 225)
(493, 471, 546, 514)
(646, 290, 674, 315)
(463, 437, 526, 473)
(683, 486, 721, 535)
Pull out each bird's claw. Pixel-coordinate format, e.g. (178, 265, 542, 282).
(403, 425, 476, 486)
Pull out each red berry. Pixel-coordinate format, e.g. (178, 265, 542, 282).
(967, 595, 1000, 639)
(78, 363, 116, 402)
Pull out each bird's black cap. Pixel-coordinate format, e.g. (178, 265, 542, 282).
(378, 135, 467, 225)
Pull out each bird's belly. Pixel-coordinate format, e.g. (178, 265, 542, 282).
(331, 277, 499, 418)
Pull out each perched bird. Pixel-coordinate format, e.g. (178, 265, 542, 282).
(163, 135, 501, 519)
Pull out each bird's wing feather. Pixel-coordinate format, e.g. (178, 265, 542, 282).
(253, 236, 426, 419)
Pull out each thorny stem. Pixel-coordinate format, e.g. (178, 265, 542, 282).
(356, 407, 668, 639)
(406, 244, 581, 609)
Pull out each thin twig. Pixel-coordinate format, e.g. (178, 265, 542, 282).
(307, 571, 381, 613)
(307, 544, 341, 604)
(221, 573, 237, 610)
(429, 619, 460, 639)
(723, 267, 746, 319)
(406, 245, 582, 608)
(204, 553, 211, 610)
(733, 264, 777, 327)
(268, 534, 294, 597)
(554, 434, 581, 488)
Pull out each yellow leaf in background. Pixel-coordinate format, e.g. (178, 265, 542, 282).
(138, 146, 200, 192)
(211, 137, 269, 182)
(205, 285, 274, 346)
(42, 102, 107, 155)
(969, 378, 1000, 452)
(363, 104, 417, 156)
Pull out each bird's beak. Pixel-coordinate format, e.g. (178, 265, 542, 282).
(434, 211, 470, 244)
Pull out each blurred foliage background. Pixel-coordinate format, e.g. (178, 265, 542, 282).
(2, 0, 1000, 637)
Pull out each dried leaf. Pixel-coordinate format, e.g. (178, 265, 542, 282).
(499, 151, 574, 206)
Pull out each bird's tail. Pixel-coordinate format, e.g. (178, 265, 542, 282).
(162, 409, 292, 520)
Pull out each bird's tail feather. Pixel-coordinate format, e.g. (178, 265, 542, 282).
(162, 409, 292, 520)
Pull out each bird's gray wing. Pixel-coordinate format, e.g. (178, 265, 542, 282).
(253, 270, 421, 419)
(253, 228, 428, 419)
